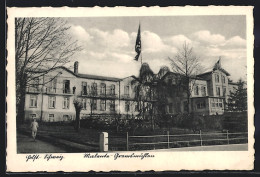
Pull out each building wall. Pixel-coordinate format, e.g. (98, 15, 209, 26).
(25, 68, 122, 122)
(190, 79, 208, 98)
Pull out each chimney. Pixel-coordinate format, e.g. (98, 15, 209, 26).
(74, 61, 79, 75)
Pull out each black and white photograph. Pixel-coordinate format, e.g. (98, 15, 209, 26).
(6, 6, 254, 171)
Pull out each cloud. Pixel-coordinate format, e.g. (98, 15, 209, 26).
(89, 28, 130, 49)
(142, 31, 170, 53)
(165, 35, 192, 48)
(70, 25, 91, 41)
(222, 36, 246, 48)
(191, 30, 226, 45)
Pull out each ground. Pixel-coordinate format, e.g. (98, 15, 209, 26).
(17, 133, 67, 153)
(149, 144, 248, 151)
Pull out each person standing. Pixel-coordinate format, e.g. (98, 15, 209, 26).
(31, 118, 39, 141)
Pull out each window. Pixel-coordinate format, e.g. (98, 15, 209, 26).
(92, 83, 97, 96)
(48, 96, 56, 108)
(125, 101, 130, 112)
(92, 99, 97, 110)
(216, 87, 221, 96)
(211, 98, 223, 108)
(29, 95, 37, 107)
(194, 85, 199, 95)
(218, 98, 223, 108)
(223, 87, 226, 96)
(110, 84, 115, 95)
(201, 86, 206, 96)
(169, 103, 173, 113)
(110, 100, 115, 111)
(82, 98, 87, 110)
(100, 100, 106, 111)
(222, 75, 226, 83)
(82, 82, 87, 95)
(211, 99, 216, 107)
(197, 101, 206, 109)
(100, 83, 106, 95)
(215, 74, 220, 83)
(49, 78, 57, 93)
(49, 114, 54, 122)
(63, 80, 70, 94)
(133, 86, 138, 99)
(124, 86, 129, 96)
(63, 97, 70, 109)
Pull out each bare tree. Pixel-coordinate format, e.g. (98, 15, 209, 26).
(168, 42, 202, 113)
(15, 17, 81, 123)
(73, 99, 83, 132)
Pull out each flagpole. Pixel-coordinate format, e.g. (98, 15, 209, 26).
(141, 52, 143, 65)
(140, 21, 142, 65)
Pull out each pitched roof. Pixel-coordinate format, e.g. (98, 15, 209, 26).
(197, 65, 230, 77)
(28, 66, 121, 82)
(161, 71, 206, 81)
(77, 73, 121, 82)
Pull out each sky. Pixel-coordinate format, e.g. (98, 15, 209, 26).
(65, 16, 247, 82)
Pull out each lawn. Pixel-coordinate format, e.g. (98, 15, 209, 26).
(17, 123, 247, 152)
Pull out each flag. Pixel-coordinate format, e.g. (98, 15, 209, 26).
(134, 24, 141, 61)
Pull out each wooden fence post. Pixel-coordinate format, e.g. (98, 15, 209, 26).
(126, 132, 129, 151)
(226, 130, 229, 144)
(167, 131, 170, 149)
(199, 130, 203, 146)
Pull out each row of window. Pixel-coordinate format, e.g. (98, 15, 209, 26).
(211, 98, 223, 108)
(29, 95, 126, 111)
(197, 101, 206, 109)
(194, 85, 207, 96)
(216, 86, 227, 96)
(82, 82, 116, 96)
(215, 74, 226, 83)
(30, 78, 118, 95)
(124, 101, 138, 112)
(29, 114, 72, 122)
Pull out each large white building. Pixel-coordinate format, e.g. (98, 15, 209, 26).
(24, 60, 239, 122)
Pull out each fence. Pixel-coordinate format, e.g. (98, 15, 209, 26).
(107, 130, 248, 151)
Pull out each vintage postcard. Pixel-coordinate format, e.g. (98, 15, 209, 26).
(6, 6, 254, 172)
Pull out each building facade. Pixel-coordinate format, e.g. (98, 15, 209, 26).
(162, 60, 239, 116)
(24, 60, 238, 122)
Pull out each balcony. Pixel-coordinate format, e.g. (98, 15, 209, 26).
(81, 91, 88, 96)
(26, 87, 40, 93)
(63, 89, 72, 95)
(80, 91, 118, 99)
(106, 94, 117, 99)
(121, 94, 131, 100)
(46, 87, 57, 94)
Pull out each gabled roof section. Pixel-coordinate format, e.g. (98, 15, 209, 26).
(197, 58, 230, 77)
